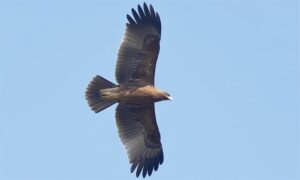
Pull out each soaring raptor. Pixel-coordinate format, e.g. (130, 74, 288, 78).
(86, 3, 171, 178)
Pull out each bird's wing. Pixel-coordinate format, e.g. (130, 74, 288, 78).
(116, 103, 163, 178)
(116, 3, 161, 86)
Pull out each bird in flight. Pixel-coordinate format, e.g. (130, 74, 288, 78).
(85, 3, 171, 178)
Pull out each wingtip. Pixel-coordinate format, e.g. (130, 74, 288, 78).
(138, 4, 143, 11)
(149, 4, 155, 17)
(143, 2, 148, 9)
(127, 14, 135, 25)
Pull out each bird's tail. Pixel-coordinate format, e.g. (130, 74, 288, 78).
(85, 75, 117, 113)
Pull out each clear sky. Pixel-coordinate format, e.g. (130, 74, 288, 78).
(0, 0, 299, 179)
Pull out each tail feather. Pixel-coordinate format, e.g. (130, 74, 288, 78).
(86, 75, 117, 113)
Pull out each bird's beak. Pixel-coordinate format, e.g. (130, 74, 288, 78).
(167, 96, 173, 101)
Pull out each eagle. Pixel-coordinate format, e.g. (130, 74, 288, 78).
(85, 3, 171, 178)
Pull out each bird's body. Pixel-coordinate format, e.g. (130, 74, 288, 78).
(85, 3, 170, 178)
(101, 85, 169, 104)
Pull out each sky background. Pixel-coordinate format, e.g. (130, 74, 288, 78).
(1, 0, 299, 180)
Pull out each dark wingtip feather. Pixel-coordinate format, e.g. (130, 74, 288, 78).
(131, 162, 138, 173)
(143, 3, 150, 17)
(138, 5, 145, 20)
(142, 161, 149, 178)
(160, 150, 164, 164)
(127, 3, 161, 34)
(136, 163, 143, 177)
(149, 4, 155, 17)
(153, 155, 160, 171)
(127, 14, 136, 25)
(147, 163, 154, 176)
(131, 8, 141, 23)
(156, 13, 161, 33)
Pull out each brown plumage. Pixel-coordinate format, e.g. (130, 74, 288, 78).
(85, 3, 171, 178)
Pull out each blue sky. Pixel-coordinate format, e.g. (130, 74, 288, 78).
(0, 0, 299, 179)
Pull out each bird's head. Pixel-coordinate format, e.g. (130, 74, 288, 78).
(162, 92, 172, 101)
(153, 88, 172, 102)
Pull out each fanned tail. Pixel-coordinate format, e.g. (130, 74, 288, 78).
(85, 75, 117, 113)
